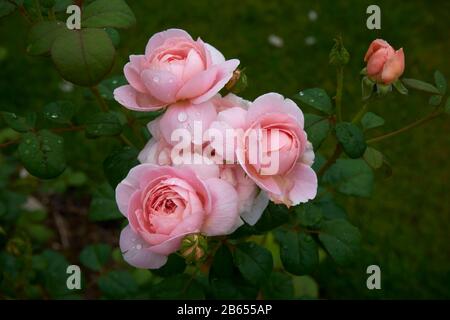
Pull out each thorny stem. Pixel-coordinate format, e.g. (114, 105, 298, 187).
(335, 67, 344, 122)
(318, 144, 342, 177)
(33, 0, 43, 21)
(352, 103, 369, 124)
(89, 86, 135, 147)
(367, 109, 443, 144)
(90, 86, 109, 112)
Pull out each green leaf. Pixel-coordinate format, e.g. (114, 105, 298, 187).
(153, 274, 204, 299)
(82, 0, 136, 29)
(296, 203, 322, 227)
(105, 27, 120, 48)
(85, 112, 122, 138)
(53, 0, 71, 12)
(0, 0, 15, 18)
(103, 146, 139, 188)
(434, 70, 447, 94)
(275, 230, 318, 275)
(234, 242, 273, 286)
(27, 21, 67, 56)
(402, 78, 441, 95)
(209, 245, 258, 299)
(1, 112, 36, 132)
(253, 202, 290, 233)
(445, 97, 450, 115)
(335, 122, 367, 159)
(393, 79, 408, 95)
(304, 113, 331, 149)
(361, 112, 385, 131)
(362, 76, 375, 100)
(43, 101, 76, 124)
(428, 95, 442, 106)
(98, 75, 127, 100)
(318, 219, 361, 266)
(323, 159, 374, 197)
(37, 250, 75, 298)
(79, 244, 112, 272)
(152, 254, 186, 278)
(88, 183, 122, 221)
(51, 28, 115, 86)
(98, 270, 138, 299)
(292, 275, 319, 299)
(19, 130, 66, 179)
(262, 272, 294, 299)
(363, 146, 383, 169)
(25, 224, 55, 243)
(295, 88, 333, 114)
(315, 198, 347, 220)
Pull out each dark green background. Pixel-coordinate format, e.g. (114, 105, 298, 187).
(1, 0, 449, 299)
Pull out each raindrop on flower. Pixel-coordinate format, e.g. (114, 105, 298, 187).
(136, 244, 142, 250)
(153, 76, 160, 83)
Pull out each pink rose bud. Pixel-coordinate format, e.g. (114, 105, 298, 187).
(180, 234, 208, 263)
(364, 39, 405, 85)
(113, 28, 239, 112)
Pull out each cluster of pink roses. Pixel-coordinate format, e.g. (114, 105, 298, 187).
(113, 29, 318, 269)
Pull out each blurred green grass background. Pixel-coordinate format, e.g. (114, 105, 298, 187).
(1, 0, 449, 299)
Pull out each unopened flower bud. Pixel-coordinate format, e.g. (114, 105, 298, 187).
(6, 237, 28, 256)
(180, 234, 207, 264)
(329, 37, 350, 67)
(376, 83, 392, 96)
(225, 69, 248, 94)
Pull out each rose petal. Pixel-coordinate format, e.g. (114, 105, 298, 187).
(191, 59, 240, 104)
(176, 68, 218, 101)
(124, 61, 146, 93)
(141, 69, 180, 104)
(182, 49, 206, 82)
(159, 100, 217, 146)
(381, 48, 405, 84)
(248, 93, 304, 128)
(201, 178, 239, 236)
(113, 85, 165, 111)
(288, 163, 318, 205)
(205, 43, 226, 65)
(240, 190, 269, 226)
(364, 39, 390, 61)
(120, 225, 168, 269)
(145, 28, 193, 55)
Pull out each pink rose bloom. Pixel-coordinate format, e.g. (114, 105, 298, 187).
(219, 165, 269, 225)
(114, 28, 240, 111)
(116, 164, 241, 269)
(364, 39, 405, 84)
(211, 93, 317, 207)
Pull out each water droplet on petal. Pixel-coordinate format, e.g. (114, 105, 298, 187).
(177, 112, 187, 122)
(153, 76, 160, 83)
(136, 244, 142, 250)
